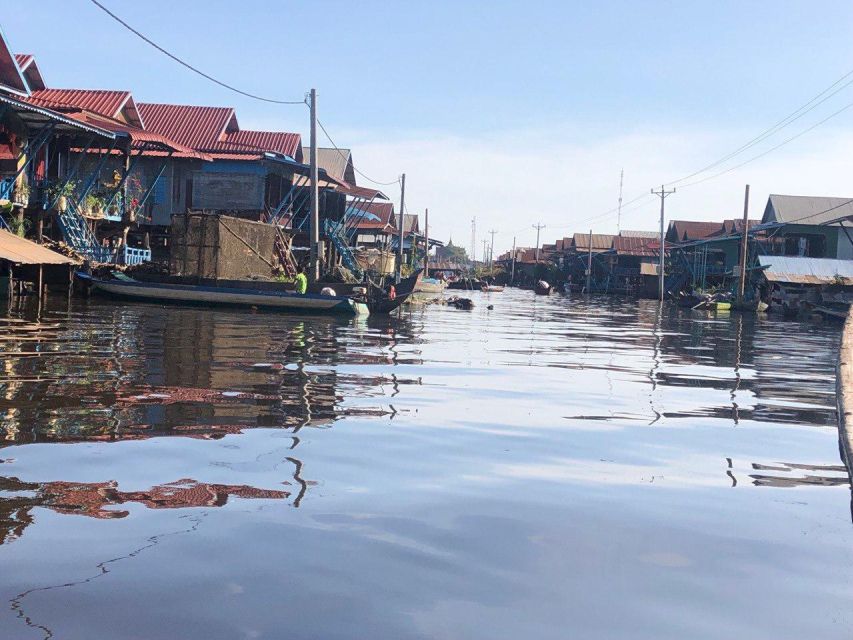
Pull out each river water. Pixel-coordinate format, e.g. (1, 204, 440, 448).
(0, 289, 849, 639)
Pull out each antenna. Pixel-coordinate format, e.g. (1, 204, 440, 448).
(471, 216, 477, 263)
(617, 168, 624, 234)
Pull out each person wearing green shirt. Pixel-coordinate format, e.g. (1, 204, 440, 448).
(294, 266, 308, 294)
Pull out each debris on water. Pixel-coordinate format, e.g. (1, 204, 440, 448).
(487, 304, 494, 310)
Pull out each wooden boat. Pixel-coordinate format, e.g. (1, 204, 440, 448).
(415, 277, 447, 295)
(367, 270, 422, 314)
(77, 272, 369, 315)
(481, 284, 504, 292)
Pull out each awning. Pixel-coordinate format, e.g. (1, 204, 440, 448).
(0, 229, 77, 265)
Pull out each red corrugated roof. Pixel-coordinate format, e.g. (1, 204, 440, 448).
(137, 103, 236, 148)
(138, 102, 301, 159)
(14, 54, 33, 70)
(352, 201, 395, 228)
(30, 88, 131, 120)
(221, 130, 300, 159)
(667, 220, 722, 242)
(612, 235, 656, 256)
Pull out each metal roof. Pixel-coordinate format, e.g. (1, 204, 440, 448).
(343, 184, 389, 201)
(220, 130, 301, 159)
(620, 230, 658, 238)
(0, 26, 28, 96)
(612, 235, 656, 256)
(351, 201, 395, 228)
(138, 102, 301, 159)
(758, 255, 853, 285)
(0, 230, 76, 265)
(137, 103, 236, 148)
(14, 54, 43, 91)
(29, 89, 142, 126)
(762, 194, 853, 226)
(0, 92, 116, 139)
(572, 232, 614, 251)
(302, 147, 355, 184)
(666, 220, 722, 242)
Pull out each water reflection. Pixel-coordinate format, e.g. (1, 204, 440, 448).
(0, 293, 850, 640)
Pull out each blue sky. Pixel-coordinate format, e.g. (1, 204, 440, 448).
(5, 0, 853, 253)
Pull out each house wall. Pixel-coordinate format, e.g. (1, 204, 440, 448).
(191, 161, 266, 212)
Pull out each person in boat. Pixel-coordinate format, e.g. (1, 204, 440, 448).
(295, 266, 308, 295)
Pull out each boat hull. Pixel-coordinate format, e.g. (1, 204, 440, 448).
(81, 275, 368, 316)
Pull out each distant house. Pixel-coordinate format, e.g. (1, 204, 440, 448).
(665, 220, 723, 243)
(760, 194, 853, 259)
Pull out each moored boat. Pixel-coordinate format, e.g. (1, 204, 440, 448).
(367, 270, 423, 314)
(77, 272, 369, 315)
(481, 284, 504, 292)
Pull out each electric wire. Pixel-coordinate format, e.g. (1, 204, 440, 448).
(88, 0, 306, 105)
(665, 64, 853, 187)
(316, 118, 401, 187)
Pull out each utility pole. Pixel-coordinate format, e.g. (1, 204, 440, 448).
(482, 239, 488, 265)
(396, 173, 406, 283)
(651, 184, 676, 302)
(424, 207, 429, 277)
(737, 184, 750, 304)
(488, 229, 497, 272)
(510, 235, 516, 285)
(586, 229, 593, 293)
(309, 88, 320, 282)
(617, 168, 624, 235)
(471, 217, 476, 265)
(532, 222, 545, 262)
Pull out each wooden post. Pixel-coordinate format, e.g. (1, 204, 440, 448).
(424, 207, 429, 277)
(37, 264, 43, 299)
(836, 307, 853, 482)
(510, 236, 516, 285)
(396, 173, 406, 283)
(586, 229, 593, 293)
(309, 88, 320, 282)
(737, 184, 750, 304)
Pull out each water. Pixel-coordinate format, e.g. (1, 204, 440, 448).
(0, 289, 850, 639)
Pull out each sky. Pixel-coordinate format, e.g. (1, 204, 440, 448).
(4, 0, 853, 254)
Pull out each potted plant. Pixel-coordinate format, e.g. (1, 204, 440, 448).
(47, 179, 78, 213)
(12, 181, 30, 207)
(83, 193, 105, 218)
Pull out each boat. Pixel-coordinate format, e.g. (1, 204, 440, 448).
(77, 272, 369, 315)
(415, 277, 447, 295)
(367, 270, 423, 314)
(481, 284, 504, 292)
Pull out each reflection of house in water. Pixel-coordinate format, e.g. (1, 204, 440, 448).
(0, 304, 408, 446)
(0, 476, 291, 544)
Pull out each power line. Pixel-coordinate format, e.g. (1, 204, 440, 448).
(678, 97, 853, 190)
(88, 0, 306, 105)
(315, 118, 401, 187)
(666, 64, 853, 188)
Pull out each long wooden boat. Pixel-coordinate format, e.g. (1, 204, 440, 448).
(77, 272, 369, 315)
(368, 270, 423, 314)
(481, 284, 504, 292)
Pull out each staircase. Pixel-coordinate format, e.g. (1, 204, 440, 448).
(56, 200, 113, 262)
(273, 226, 298, 278)
(323, 219, 362, 277)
